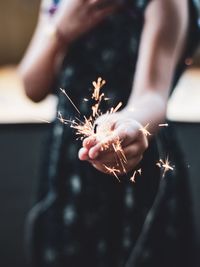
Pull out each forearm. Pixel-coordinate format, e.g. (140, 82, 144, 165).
(125, 91, 167, 135)
(125, 0, 188, 134)
(18, 19, 68, 102)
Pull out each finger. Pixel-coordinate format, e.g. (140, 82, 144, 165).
(88, 142, 102, 159)
(123, 140, 148, 157)
(114, 123, 142, 146)
(78, 147, 89, 161)
(83, 136, 97, 149)
(90, 3, 118, 22)
(121, 155, 143, 174)
(96, 142, 144, 162)
(90, 155, 143, 176)
(90, 0, 119, 10)
(91, 143, 144, 169)
(88, 126, 139, 159)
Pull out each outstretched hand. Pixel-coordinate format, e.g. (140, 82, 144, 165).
(78, 112, 148, 176)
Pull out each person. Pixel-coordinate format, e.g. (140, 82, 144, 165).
(18, 0, 199, 266)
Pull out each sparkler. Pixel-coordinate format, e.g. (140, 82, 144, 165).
(58, 79, 174, 183)
(58, 78, 174, 183)
(59, 77, 128, 180)
(156, 156, 174, 178)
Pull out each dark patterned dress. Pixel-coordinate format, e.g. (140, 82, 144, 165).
(26, 1, 199, 267)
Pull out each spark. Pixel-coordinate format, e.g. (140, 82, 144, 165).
(110, 102, 123, 114)
(130, 168, 142, 183)
(60, 88, 81, 115)
(35, 118, 51, 123)
(112, 141, 127, 173)
(156, 157, 174, 177)
(92, 77, 106, 101)
(70, 116, 94, 140)
(159, 123, 169, 127)
(103, 165, 121, 182)
(92, 103, 100, 117)
(139, 123, 151, 137)
(57, 111, 71, 125)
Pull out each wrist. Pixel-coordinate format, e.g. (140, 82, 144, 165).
(43, 23, 70, 53)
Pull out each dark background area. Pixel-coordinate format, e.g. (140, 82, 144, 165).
(0, 124, 49, 267)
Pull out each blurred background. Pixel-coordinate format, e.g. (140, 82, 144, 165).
(0, 1, 200, 267)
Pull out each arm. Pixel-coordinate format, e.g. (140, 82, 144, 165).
(79, 0, 189, 174)
(18, 0, 118, 102)
(126, 0, 189, 133)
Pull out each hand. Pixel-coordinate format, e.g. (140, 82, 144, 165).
(78, 112, 148, 176)
(50, 0, 119, 44)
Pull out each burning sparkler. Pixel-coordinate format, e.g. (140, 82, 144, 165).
(59, 77, 128, 180)
(58, 78, 173, 183)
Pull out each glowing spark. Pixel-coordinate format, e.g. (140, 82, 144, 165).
(71, 116, 94, 139)
(57, 111, 65, 124)
(92, 103, 100, 117)
(103, 165, 121, 182)
(57, 111, 71, 125)
(112, 141, 127, 163)
(60, 88, 81, 115)
(159, 123, 169, 127)
(156, 157, 174, 177)
(110, 102, 123, 113)
(83, 98, 89, 102)
(35, 118, 51, 123)
(130, 168, 142, 183)
(139, 123, 151, 137)
(92, 77, 106, 101)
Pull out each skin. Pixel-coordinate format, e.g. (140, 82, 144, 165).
(18, 0, 189, 176)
